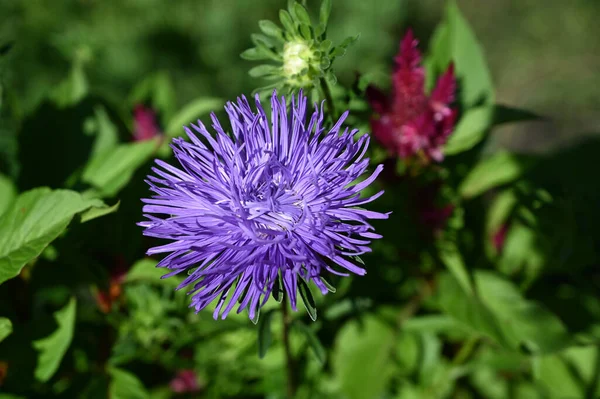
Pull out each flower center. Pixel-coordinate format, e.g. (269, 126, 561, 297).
(283, 41, 312, 77)
(240, 164, 305, 234)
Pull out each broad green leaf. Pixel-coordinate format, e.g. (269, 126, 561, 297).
(293, 320, 326, 364)
(165, 97, 223, 138)
(0, 317, 12, 343)
(439, 271, 571, 354)
(82, 139, 157, 197)
(108, 367, 150, 399)
(535, 347, 600, 398)
(444, 106, 493, 156)
(459, 152, 534, 199)
(427, 1, 494, 107)
(498, 222, 544, 276)
(33, 298, 77, 382)
(51, 61, 88, 108)
(437, 272, 507, 345)
(86, 105, 119, 156)
(0, 173, 15, 216)
(332, 316, 394, 399)
(476, 272, 571, 354)
(438, 241, 473, 294)
(80, 200, 120, 223)
(257, 309, 275, 358)
(447, 1, 494, 106)
(0, 188, 104, 285)
(424, 22, 451, 92)
(401, 315, 468, 335)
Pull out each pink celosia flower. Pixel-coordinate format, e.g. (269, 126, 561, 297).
(169, 369, 201, 394)
(492, 223, 510, 254)
(368, 30, 456, 163)
(133, 105, 162, 141)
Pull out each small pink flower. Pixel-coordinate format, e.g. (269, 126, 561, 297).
(133, 105, 162, 141)
(368, 30, 456, 163)
(169, 369, 201, 394)
(492, 224, 510, 254)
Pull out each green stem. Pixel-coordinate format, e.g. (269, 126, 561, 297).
(319, 77, 337, 120)
(282, 297, 296, 399)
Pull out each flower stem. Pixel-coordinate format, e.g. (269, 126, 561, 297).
(282, 297, 296, 399)
(319, 77, 337, 120)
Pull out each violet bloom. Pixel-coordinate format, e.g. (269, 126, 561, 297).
(368, 30, 456, 163)
(139, 91, 388, 320)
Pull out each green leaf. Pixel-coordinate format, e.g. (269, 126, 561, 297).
(447, 1, 494, 106)
(257, 309, 275, 358)
(331, 35, 359, 58)
(0, 317, 12, 343)
(124, 258, 178, 287)
(444, 106, 493, 155)
(33, 298, 77, 382)
(319, 0, 332, 30)
(293, 3, 311, 26)
(165, 97, 223, 138)
(332, 316, 395, 399)
(82, 139, 157, 197)
(279, 10, 296, 35)
(249, 64, 280, 78)
(0, 173, 16, 216)
(438, 241, 473, 295)
(51, 61, 88, 108)
(108, 367, 150, 399)
(298, 278, 317, 321)
(0, 188, 104, 285)
(79, 200, 120, 223)
(428, 1, 494, 107)
(475, 272, 571, 354)
(459, 152, 534, 199)
(437, 272, 507, 345)
(293, 320, 326, 364)
(86, 105, 119, 156)
(258, 20, 284, 40)
(493, 105, 543, 126)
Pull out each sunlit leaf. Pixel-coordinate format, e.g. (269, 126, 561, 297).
(0, 317, 12, 343)
(108, 367, 150, 399)
(165, 97, 223, 138)
(82, 139, 157, 197)
(0, 188, 104, 285)
(0, 173, 15, 216)
(459, 152, 535, 199)
(33, 298, 77, 382)
(332, 316, 394, 399)
(444, 106, 493, 156)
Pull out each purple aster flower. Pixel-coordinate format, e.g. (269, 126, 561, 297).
(139, 91, 388, 321)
